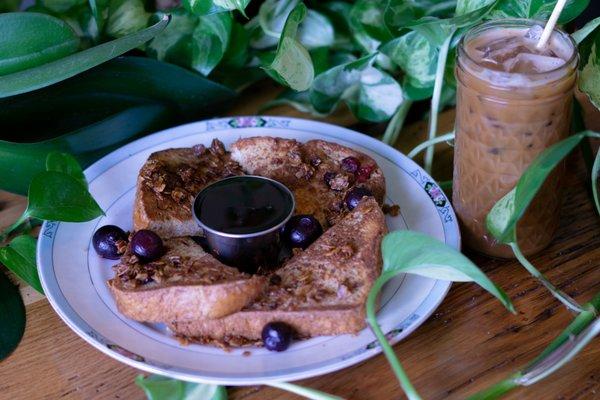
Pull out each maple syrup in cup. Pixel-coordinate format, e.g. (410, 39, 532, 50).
(453, 19, 578, 258)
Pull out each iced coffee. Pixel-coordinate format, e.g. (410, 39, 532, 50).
(453, 20, 578, 258)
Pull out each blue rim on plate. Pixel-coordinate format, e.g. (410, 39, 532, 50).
(37, 116, 460, 385)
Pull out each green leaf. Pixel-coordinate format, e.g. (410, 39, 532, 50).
(45, 152, 87, 189)
(572, 16, 600, 45)
(39, 0, 86, 14)
(106, 0, 150, 38)
(350, 0, 393, 43)
(381, 31, 438, 88)
(381, 230, 514, 311)
(0, 269, 26, 361)
(593, 145, 600, 217)
(347, 67, 404, 122)
(213, 0, 251, 17)
(191, 12, 232, 75)
(0, 14, 169, 98)
(407, 0, 498, 46)
(135, 375, 227, 400)
(0, 56, 235, 195)
(263, 2, 314, 91)
(383, 0, 423, 31)
(298, 10, 335, 49)
(486, 133, 587, 244)
(0, 13, 80, 76)
(310, 53, 375, 114)
(0, 235, 43, 294)
(348, 1, 381, 52)
(580, 41, 600, 110)
(146, 10, 198, 67)
(183, 0, 228, 16)
(25, 171, 104, 222)
(455, 0, 495, 15)
(489, 0, 590, 24)
(221, 21, 249, 68)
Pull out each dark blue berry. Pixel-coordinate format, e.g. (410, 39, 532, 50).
(344, 187, 373, 210)
(130, 230, 164, 261)
(282, 215, 323, 249)
(93, 225, 127, 259)
(262, 322, 293, 352)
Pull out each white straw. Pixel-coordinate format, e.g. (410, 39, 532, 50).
(536, 0, 568, 49)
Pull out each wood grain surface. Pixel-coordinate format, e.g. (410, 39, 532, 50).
(0, 86, 599, 400)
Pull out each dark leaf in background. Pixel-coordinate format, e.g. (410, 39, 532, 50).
(0, 14, 169, 98)
(0, 270, 26, 361)
(0, 56, 235, 194)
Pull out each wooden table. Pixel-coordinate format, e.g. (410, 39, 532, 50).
(1, 88, 599, 400)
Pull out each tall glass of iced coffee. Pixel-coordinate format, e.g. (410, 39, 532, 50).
(453, 19, 578, 258)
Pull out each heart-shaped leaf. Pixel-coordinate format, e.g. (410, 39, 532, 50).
(309, 53, 375, 113)
(381, 31, 438, 88)
(25, 171, 104, 222)
(191, 12, 232, 75)
(263, 2, 314, 91)
(0, 12, 79, 76)
(380, 230, 514, 311)
(45, 152, 87, 189)
(0, 269, 26, 361)
(0, 235, 42, 294)
(0, 14, 169, 98)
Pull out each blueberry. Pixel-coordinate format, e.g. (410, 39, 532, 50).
(262, 322, 293, 352)
(341, 156, 361, 173)
(282, 215, 323, 249)
(130, 230, 164, 261)
(92, 225, 127, 259)
(344, 187, 373, 210)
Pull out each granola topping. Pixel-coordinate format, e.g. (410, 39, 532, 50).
(140, 139, 243, 212)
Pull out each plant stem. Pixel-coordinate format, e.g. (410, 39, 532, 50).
(0, 213, 29, 244)
(266, 382, 344, 400)
(424, 31, 454, 174)
(407, 131, 455, 159)
(366, 271, 423, 400)
(469, 290, 600, 399)
(382, 100, 413, 146)
(466, 374, 521, 400)
(510, 242, 584, 313)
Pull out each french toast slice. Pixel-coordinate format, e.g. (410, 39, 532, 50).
(230, 137, 386, 228)
(133, 139, 243, 238)
(168, 197, 386, 345)
(108, 237, 266, 321)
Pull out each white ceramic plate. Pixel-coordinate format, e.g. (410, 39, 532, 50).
(37, 116, 460, 385)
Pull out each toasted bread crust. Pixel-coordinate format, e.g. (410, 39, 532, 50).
(169, 198, 386, 343)
(109, 237, 266, 321)
(169, 306, 366, 341)
(109, 277, 265, 321)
